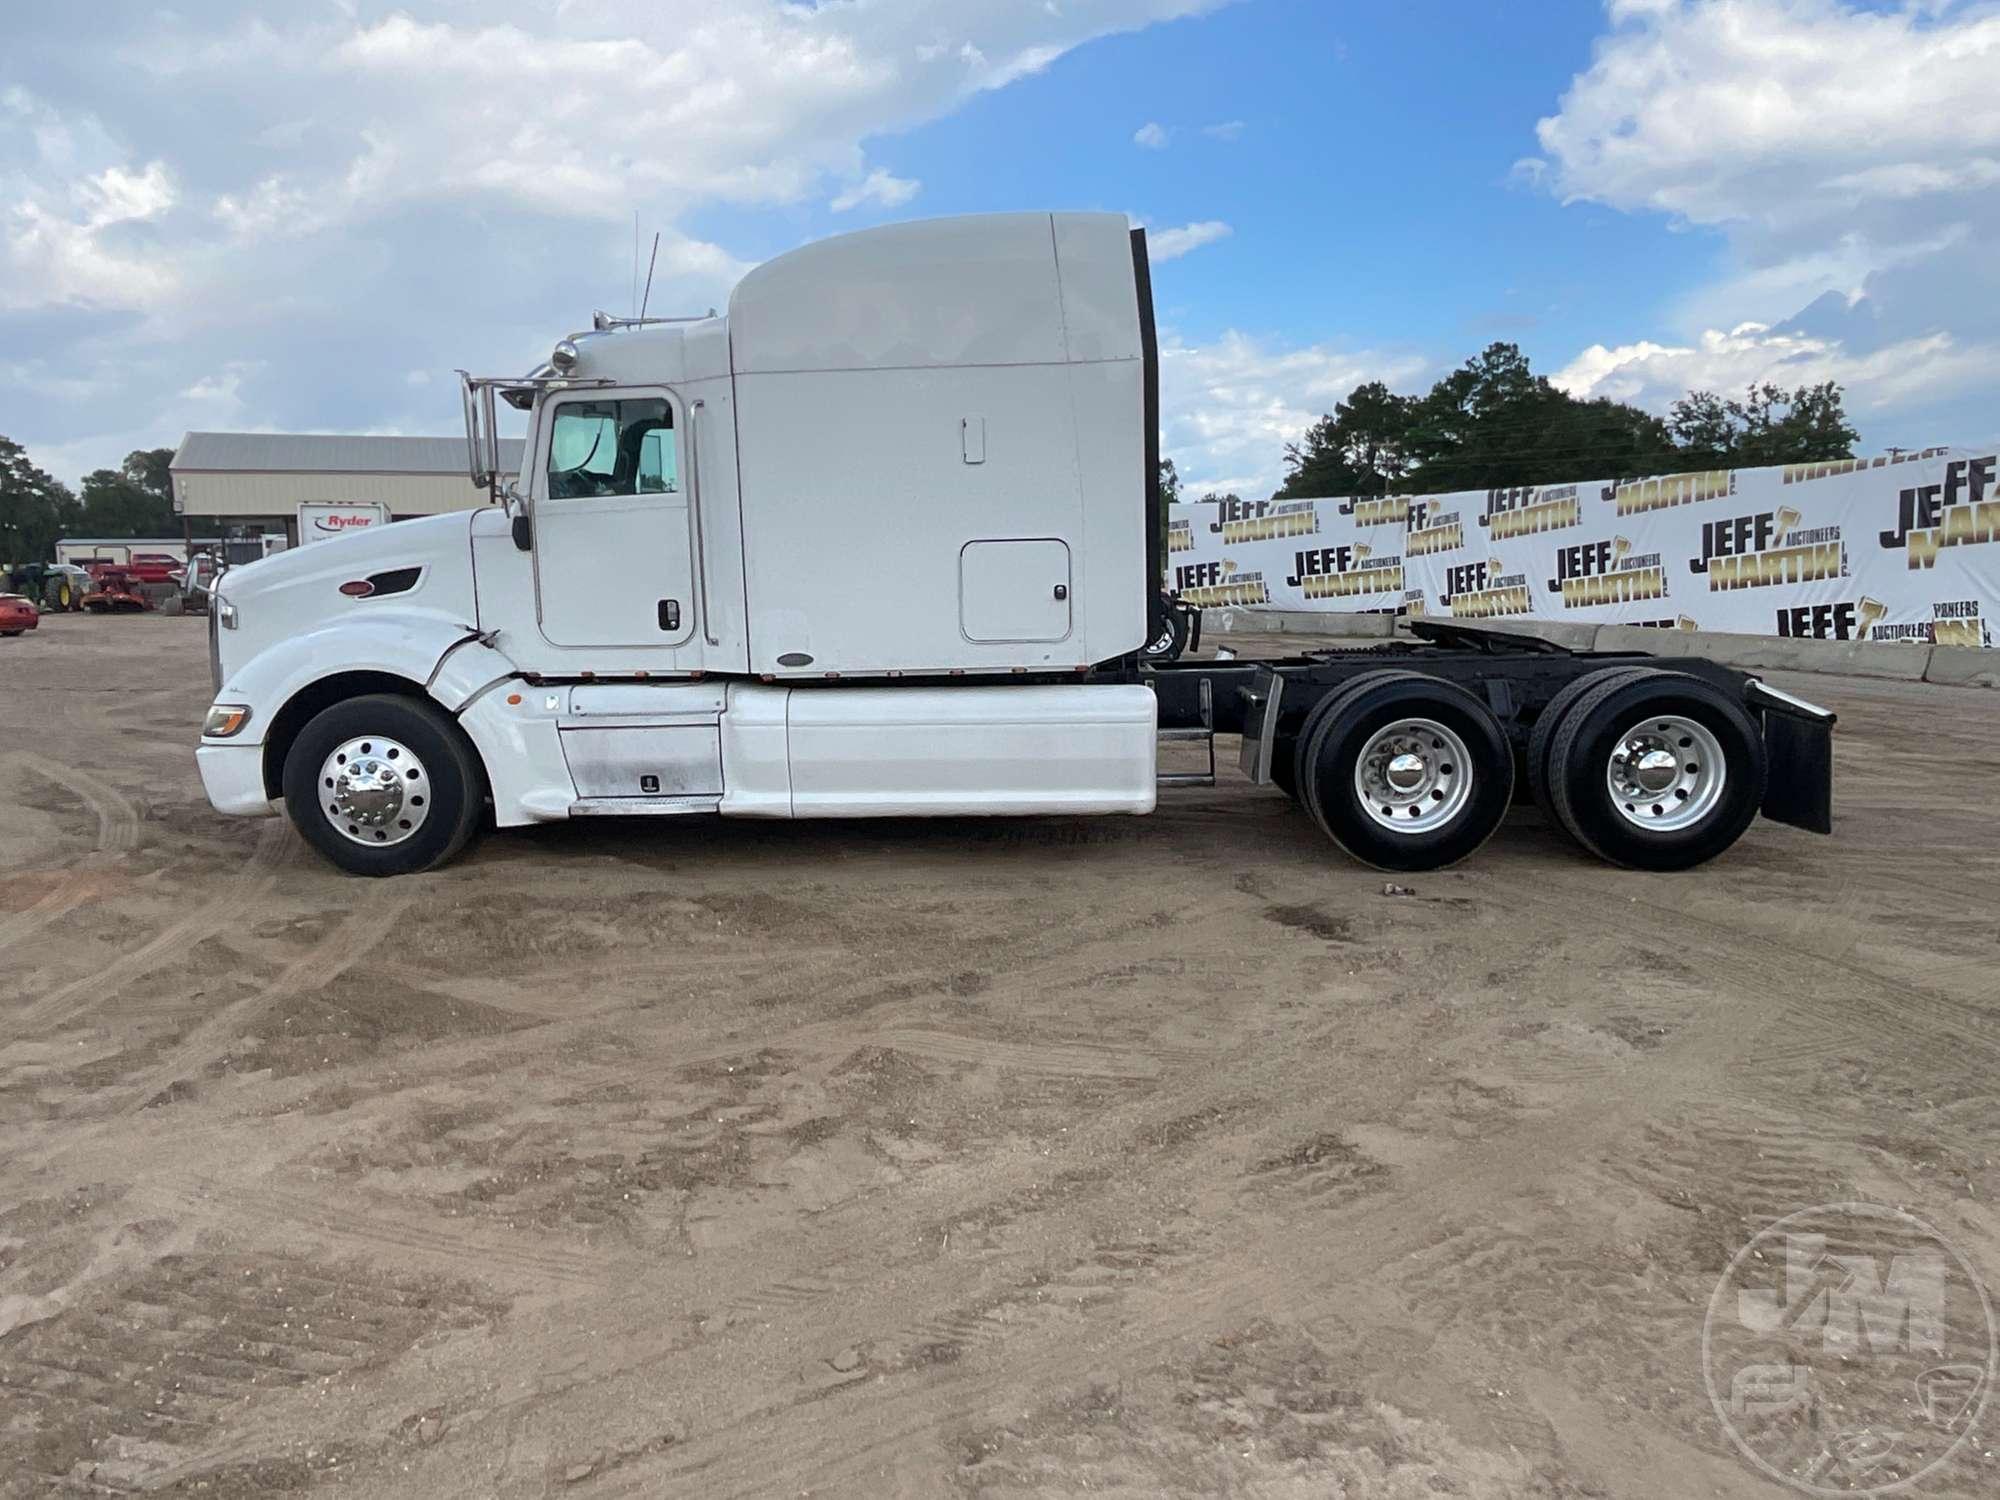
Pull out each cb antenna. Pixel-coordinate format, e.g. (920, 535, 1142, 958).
(639, 232, 660, 320)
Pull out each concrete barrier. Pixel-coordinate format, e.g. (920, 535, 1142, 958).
(1207, 607, 1394, 638)
(1213, 608, 1994, 688)
(1924, 646, 2000, 689)
(1593, 625, 1933, 682)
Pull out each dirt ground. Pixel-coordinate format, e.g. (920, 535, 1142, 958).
(2, 610, 1998, 1498)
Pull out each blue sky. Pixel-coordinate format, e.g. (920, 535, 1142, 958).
(5, 1, 1996, 498)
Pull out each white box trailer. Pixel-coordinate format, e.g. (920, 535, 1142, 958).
(297, 502, 391, 545)
(195, 212, 1834, 876)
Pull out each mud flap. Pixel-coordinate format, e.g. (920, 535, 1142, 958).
(1749, 681, 1835, 834)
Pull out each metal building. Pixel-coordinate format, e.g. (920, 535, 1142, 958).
(169, 432, 524, 549)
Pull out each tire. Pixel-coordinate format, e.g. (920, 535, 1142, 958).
(1142, 599, 1190, 662)
(1296, 672, 1515, 871)
(281, 693, 485, 876)
(1525, 666, 1658, 824)
(1545, 671, 1765, 871)
(1275, 667, 1414, 803)
(1, 630, 21, 638)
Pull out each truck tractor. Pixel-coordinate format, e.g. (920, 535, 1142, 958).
(196, 213, 1833, 877)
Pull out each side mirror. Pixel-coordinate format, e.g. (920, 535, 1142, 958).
(511, 515, 532, 552)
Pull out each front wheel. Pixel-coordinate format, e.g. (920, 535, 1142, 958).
(281, 693, 485, 876)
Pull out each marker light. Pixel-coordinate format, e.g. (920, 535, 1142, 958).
(203, 704, 252, 738)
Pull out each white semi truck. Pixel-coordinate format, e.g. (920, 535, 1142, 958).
(196, 213, 1834, 877)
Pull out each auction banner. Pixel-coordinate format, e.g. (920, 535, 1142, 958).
(1168, 446, 1998, 648)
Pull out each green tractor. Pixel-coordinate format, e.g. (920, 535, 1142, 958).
(4, 563, 91, 612)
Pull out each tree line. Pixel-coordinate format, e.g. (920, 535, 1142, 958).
(1164, 341, 1861, 507)
(0, 438, 179, 564)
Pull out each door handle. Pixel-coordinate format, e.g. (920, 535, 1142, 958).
(1053, 583, 1068, 601)
(659, 599, 681, 632)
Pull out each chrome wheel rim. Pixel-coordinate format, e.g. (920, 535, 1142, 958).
(1353, 717, 1473, 833)
(1606, 713, 1725, 832)
(320, 736, 431, 847)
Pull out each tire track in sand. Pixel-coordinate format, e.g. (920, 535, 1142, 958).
(108, 883, 416, 1115)
(0, 754, 143, 955)
(1, 820, 288, 1041)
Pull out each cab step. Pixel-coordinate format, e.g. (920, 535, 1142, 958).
(1157, 677, 1215, 788)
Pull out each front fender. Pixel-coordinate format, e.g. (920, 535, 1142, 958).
(211, 611, 516, 746)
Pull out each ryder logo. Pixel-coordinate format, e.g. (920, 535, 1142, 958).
(1438, 558, 1532, 619)
(1285, 542, 1405, 599)
(1546, 535, 1668, 609)
(1173, 557, 1271, 607)
(1690, 506, 1845, 590)
(1481, 484, 1582, 538)
(1877, 455, 1998, 570)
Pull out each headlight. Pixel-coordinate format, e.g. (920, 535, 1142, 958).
(203, 704, 252, 738)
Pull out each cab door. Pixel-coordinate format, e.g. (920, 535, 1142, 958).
(532, 389, 696, 650)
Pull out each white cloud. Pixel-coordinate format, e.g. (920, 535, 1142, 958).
(1553, 322, 1998, 424)
(1, 94, 178, 311)
(1134, 115, 1244, 149)
(830, 167, 921, 213)
(1533, 0, 2000, 442)
(1533, 0, 2000, 231)
(1148, 220, 1232, 261)
(1, 0, 1227, 478)
(1161, 330, 1426, 499)
(212, 175, 313, 239)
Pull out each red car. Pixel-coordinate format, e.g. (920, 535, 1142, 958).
(0, 592, 39, 636)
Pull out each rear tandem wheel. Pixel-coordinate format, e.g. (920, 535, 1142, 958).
(1542, 670, 1766, 870)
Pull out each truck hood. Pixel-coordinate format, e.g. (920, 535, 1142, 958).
(214, 512, 482, 683)
(222, 512, 475, 598)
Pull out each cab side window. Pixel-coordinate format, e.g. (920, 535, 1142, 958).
(546, 398, 677, 500)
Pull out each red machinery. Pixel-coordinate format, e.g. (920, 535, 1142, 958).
(80, 565, 156, 613)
